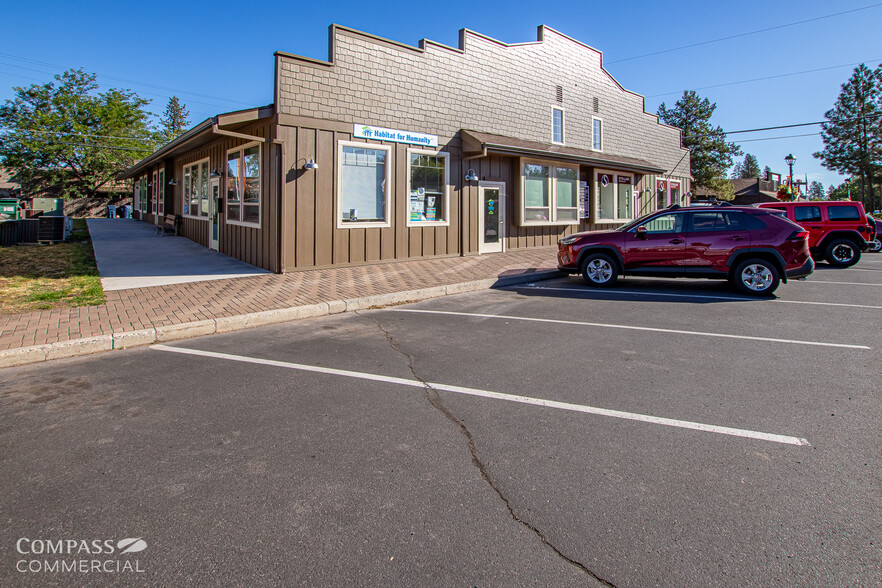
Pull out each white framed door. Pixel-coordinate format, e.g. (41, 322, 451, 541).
(478, 181, 505, 254)
(209, 177, 220, 251)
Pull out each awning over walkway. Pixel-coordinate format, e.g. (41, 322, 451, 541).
(461, 129, 666, 174)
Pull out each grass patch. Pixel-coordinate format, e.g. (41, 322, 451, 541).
(0, 219, 105, 314)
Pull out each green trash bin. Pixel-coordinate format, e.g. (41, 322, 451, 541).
(0, 198, 21, 222)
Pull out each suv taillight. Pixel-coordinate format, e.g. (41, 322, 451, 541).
(787, 230, 809, 241)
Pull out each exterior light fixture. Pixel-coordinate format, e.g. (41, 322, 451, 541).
(210, 168, 222, 178)
(168, 178, 178, 186)
(303, 158, 319, 170)
(785, 154, 796, 199)
(465, 169, 478, 182)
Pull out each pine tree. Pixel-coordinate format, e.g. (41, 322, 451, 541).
(735, 153, 761, 178)
(808, 181, 825, 200)
(813, 64, 882, 212)
(159, 96, 190, 143)
(657, 90, 742, 194)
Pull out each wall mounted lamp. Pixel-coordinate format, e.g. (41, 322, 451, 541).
(303, 157, 319, 170)
(168, 178, 178, 186)
(210, 168, 222, 178)
(465, 169, 478, 182)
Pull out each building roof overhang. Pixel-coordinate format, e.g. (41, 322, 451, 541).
(460, 129, 667, 175)
(117, 105, 274, 180)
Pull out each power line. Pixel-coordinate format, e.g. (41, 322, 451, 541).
(608, 3, 882, 64)
(2, 127, 154, 143)
(735, 132, 821, 143)
(647, 58, 882, 98)
(680, 113, 882, 139)
(0, 52, 256, 108)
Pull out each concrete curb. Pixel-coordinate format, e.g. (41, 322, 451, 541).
(0, 270, 561, 368)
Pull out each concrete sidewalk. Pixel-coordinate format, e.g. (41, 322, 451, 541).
(88, 219, 270, 291)
(0, 246, 562, 367)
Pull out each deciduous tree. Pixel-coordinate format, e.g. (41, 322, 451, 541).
(0, 69, 155, 198)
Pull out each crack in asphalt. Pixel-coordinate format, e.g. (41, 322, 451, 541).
(362, 312, 616, 587)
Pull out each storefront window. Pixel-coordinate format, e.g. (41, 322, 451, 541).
(556, 167, 578, 220)
(338, 142, 391, 228)
(407, 150, 449, 225)
(183, 158, 209, 218)
(521, 161, 579, 225)
(657, 179, 668, 209)
(670, 181, 682, 206)
(226, 142, 260, 226)
(617, 176, 632, 219)
(596, 172, 633, 222)
(158, 169, 165, 216)
(524, 163, 550, 221)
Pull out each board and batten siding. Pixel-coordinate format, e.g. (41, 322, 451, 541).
(279, 117, 462, 271)
(170, 120, 280, 272)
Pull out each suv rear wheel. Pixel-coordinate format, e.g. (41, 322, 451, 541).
(825, 238, 861, 267)
(581, 253, 619, 287)
(732, 258, 780, 296)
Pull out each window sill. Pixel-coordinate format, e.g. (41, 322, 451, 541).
(405, 220, 450, 228)
(337, 221, 392, 230)
(520, 219, 580, 227)
(226, 220, 261, 229)
(593, 218, 631, 225)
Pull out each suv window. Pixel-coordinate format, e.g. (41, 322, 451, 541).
(688, 211, 759, 232)
(642, 212, 684, 233)
(794, 206, 822, 222)
(828, 205, 861, 221)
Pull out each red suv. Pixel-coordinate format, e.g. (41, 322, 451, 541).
(757, 201, 871, 266)
(557, 204, 814, 296)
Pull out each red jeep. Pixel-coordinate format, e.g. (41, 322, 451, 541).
(757, 201, 871, 266)
(557, 204, 813, 296)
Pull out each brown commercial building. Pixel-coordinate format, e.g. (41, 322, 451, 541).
(120, 24, 691, 273)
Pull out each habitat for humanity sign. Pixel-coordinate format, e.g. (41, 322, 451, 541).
(354, 124, 438, 148)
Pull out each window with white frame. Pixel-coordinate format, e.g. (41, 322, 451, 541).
(139, 176, 147, 213)
(657, 178, 671, 209)
(183, 158, 209, 219)
(337, 141, 392, 228)
(670, 180, 683, 206)
(595, 172, 633, 222)
(407, 149, 449, 225)
(521, 160, 580, 225)
(552, 108, 564, 144)
(157, 169, 165, 217)
(226, 143, 261, 226)
(592, 117, 603, 151)
(151, 171, 158, 216)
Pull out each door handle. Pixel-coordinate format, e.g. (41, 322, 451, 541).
(669, 238, 684, 244)
(730, 236, 746, 241)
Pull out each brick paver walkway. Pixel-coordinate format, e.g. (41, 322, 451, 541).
(0, 248, 560, 351)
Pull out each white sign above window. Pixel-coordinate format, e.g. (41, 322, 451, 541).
(354, 124, 438, 148)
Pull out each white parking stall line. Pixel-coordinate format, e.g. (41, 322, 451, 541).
(511, 285, 882, 310)
(807, 280, 882, 287)
(151, 344, 809, 446)
(388, 309, 871, 350)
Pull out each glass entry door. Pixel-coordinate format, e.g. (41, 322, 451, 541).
(479, 182, 505, 254)
(209, 177, 220, 251)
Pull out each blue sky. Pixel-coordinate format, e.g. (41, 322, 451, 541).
(2, 0, 880, 191)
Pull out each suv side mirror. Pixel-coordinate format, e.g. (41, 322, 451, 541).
(635, 226, 648, 239)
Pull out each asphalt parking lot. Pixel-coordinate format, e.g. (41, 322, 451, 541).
(2, 256, 881, 587)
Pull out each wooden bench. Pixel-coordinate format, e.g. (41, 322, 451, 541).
(155, 215, 179, 237)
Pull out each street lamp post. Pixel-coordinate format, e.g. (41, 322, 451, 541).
(785, 154, 796, 200)
(845, 177, 851, 200)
